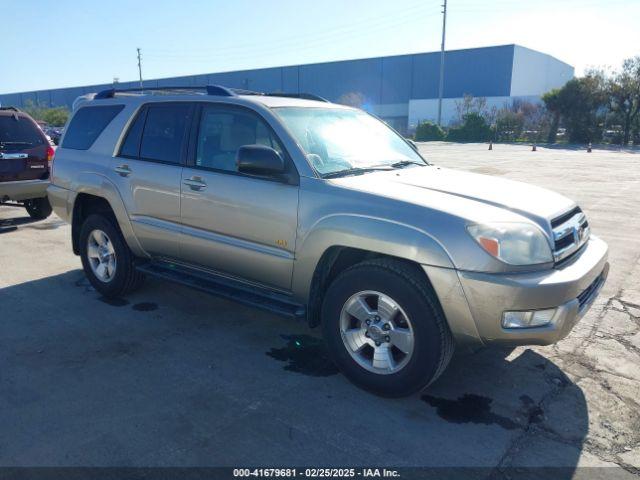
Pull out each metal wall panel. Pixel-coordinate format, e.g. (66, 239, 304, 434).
(299, 57, 383, 107)
(411, 45, 514, 99)
(0, 45, 570, 118)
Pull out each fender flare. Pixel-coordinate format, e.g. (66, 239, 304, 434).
(292, 214, 455, 302)
(70, 172, 147, 257)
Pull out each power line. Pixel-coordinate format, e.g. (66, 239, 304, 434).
(144, 0, 430, 57)
(144, 9, 438, 65)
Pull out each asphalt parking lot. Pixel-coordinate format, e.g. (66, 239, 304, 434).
(1, 143, 639, 476)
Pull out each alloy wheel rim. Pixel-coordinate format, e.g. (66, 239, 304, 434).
(339, 290, 414, 375)
(87, 229, 116, 283)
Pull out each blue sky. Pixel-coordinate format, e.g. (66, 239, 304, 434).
(1, 0, 638, 94)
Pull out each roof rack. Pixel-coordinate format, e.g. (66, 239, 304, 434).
(266, 92, 328, 102)
(0, 106, 21, 112)
(94, 85, 237, 99)
(93, 84, 329, 103)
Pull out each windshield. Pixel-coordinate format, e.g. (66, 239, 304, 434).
(273, 107, 425, 177)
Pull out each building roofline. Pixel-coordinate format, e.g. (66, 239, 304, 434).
(0, 43, 565, 97)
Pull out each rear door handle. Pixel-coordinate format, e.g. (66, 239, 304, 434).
(114, 164, 132, 177)
(183, 177, 207, 191)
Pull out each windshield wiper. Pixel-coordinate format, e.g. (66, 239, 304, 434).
(390, 160, 426, 168)
(0, 141, 33, 147)
(322, 166, 394, 179)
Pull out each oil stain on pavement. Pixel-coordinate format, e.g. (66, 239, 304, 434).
(267, 335, 339, 377)
(422, 393, 520, 430)
(132, 302, 158, 312)
(98, 296, 129, 307)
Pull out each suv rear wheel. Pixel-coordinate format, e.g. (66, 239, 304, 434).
(321, 258, 454, 397)
(24, 197, 52, 220)
(79, 213, 144, 297)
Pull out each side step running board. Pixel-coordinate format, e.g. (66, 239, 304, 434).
(136, 261, 306, 319)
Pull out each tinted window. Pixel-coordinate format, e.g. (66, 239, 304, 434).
(62, 105, 124, 150)
(119, 108, 147, 158)
(0, 115, 45, 148)
(139, 104, 190, 163)
(196, 106, 283, 172)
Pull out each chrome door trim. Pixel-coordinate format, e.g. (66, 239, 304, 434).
(130, 215, 182, 234)
(180, 222, 294, 260)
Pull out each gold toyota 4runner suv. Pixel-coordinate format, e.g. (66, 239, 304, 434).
(48, 86, 608, 397)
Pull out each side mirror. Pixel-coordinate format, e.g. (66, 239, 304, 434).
(237, 145, 285, 175)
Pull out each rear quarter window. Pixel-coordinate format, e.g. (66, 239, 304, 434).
(62, 105, 124, 150)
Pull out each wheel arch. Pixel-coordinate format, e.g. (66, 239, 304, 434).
(294, 214, 454, 327)
(70, 175, 145, 257)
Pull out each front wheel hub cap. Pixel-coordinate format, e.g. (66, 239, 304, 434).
(339, 290, 415, 375)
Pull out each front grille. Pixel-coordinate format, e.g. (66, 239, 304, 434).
(551, 207, 590, 264)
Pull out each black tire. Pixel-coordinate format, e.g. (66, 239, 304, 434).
(79, 213, 144, 297)
(24, 197, 52, 220)
(321, 258, 454, 397)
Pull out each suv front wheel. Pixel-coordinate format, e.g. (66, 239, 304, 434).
(79, 213, 144, 297)
(321, 258, 454, 397)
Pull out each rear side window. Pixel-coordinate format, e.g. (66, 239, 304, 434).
(62, 105, 124, 150)
(119, 108, 147, 158)
(0, 115, 45, 147)
(139, 104, 191, 164)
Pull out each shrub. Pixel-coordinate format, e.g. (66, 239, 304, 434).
(495, 110, 524, 142)
(446, 112, 493, 142)
(23, 101, 69, 127)
(414, 121, 445, 141)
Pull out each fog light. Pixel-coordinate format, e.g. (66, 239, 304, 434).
(502, 309, 556, 328)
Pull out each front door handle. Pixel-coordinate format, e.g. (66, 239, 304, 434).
(183, 177, 207, 191)
(114, 164, 132, 177)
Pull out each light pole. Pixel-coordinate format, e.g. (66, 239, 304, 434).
(437, 0, 447, 126)
(137, 48, 143, 89)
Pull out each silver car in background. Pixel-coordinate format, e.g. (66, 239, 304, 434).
(48, 86, 608, 396)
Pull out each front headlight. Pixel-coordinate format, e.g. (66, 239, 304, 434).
(467, 222, 553, 265)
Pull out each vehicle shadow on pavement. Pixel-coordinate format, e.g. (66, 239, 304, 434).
(0, 204, 39, 232)
(0, 270, 588, 475)
(424, 348, 589, 476)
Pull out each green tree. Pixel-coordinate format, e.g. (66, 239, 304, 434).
(542, 89, 563, 143)
(495, 109, 524, 142)
(554, 72, 607, 143)
(22, 100, 69, 127)
(446, 112, 492, 142)
(41, 107, 69, 127)
(608, 56, 640, 145)
(414, 121, 445, 141)
(453, 94, 490, 125)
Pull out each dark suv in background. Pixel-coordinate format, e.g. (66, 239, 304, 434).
(0, 107, 54, 219)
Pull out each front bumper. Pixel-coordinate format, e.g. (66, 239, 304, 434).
(425, 235, 609, 348)
(0, 179, 49, 202)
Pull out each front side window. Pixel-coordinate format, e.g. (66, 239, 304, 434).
(273, 107, 425, 176)
(62, 105, 124, 150)
(139, 104, 190, 163)
(195, 106, 284, 172)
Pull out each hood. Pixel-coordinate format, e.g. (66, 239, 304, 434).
(331, 165, 575, 225)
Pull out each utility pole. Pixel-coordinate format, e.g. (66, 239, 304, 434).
(137, 48, 143, 89)
(437, 0, 447, 126)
